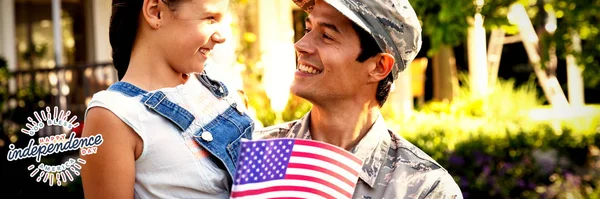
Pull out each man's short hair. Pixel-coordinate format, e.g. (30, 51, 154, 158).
(351, 23, 393, 107)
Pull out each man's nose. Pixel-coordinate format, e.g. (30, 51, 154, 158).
(294, 34, 314, 55)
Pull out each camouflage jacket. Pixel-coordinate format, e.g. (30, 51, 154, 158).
(254, 112, 463, 199)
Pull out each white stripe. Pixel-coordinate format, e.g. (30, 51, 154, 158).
(232, 191, 325, 199)
(289, 156, 359, 182)
(231, 179, 348, 199)
(286, 168, 355, 194)
(292, 144, 363, 171)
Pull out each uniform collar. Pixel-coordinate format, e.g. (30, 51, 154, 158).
(285, 111, 390, 187)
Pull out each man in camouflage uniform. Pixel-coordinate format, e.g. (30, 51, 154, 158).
(255, 0, 463, 198)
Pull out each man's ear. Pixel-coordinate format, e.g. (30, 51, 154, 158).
(369, 53, 395, 82)
(142, 0, 163, 29)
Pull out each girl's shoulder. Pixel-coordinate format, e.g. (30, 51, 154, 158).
(87, 90, 146, 115)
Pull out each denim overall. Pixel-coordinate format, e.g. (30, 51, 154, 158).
(107, 73, 253, 180)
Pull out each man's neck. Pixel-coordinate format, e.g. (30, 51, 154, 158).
(309, 101, 381, 150)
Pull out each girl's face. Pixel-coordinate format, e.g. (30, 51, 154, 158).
(156, 0, 229, 74)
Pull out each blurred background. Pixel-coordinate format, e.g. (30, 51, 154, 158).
(1, 0, 599, 198)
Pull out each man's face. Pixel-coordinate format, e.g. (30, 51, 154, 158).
(291, 0, 374, 105)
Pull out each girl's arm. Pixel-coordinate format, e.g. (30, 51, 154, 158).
(80, 107, 142, 199)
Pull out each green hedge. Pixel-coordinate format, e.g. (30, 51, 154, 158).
(391, 108, 600, 199)
(382, 76, 600, 198)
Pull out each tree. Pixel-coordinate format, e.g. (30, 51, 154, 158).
(413, 0, 600, 105)
(551, 0, 600, 88)
(411, 0, 518, 102)
(508, 0, 599, 105)
(545, 0, 600, 105)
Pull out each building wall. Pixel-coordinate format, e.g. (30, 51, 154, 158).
(1, 0, 17, 72)
(0, 0, 115, 112)
(90, 0, 111, 63)
(1, 0, 112, 68)
(1, 0, 17, 96)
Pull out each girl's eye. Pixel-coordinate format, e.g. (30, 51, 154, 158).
(207, 17, 217, 24)
(303, 28, 311, 35)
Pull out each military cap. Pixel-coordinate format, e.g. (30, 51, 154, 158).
(293, 0, 422, 80)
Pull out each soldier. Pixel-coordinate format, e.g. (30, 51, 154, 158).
(256, 0, 463, 198)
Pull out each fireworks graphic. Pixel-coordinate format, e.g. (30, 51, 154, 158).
(16, 106, 85, 186)
(21, 106, 79, 136)
(27, 158, 87, 187)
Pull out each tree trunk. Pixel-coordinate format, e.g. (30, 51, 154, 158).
(468, 13, 489, 98)
(567, 31, 585, 106)
(522, 40, 569, 107)
(509, 3, 569, 107)
(487, 28, 505, 88)
(432, 45, 459, 102)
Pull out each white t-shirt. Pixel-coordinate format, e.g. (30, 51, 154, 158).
(86, 77, 242, 198)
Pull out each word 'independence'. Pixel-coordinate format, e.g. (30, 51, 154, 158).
(7, 132, 103, 162)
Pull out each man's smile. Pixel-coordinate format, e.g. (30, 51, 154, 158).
(297, 63, 323, 75)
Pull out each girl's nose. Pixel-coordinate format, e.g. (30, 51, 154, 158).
(212, 31, 226, 44)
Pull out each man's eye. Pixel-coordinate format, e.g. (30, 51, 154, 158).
(322, 33, 333, 40)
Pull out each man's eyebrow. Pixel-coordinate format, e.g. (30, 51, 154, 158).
(305, 17, 341, 34)
(318, 22, 341, 34)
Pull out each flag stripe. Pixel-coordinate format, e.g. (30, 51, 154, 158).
(288, 163, 355, 187)
(291, 151, 360, 176)
(285, 174, 352, 198)
(289, 156, 359, 184)
(233, 191, 324, 199)
(231, 179, 347, 198)
(292, 144, 363, 171)
(232, 139, 363, 199)
(295, 139, 362, 164)
(231, 185, 336, 199)
(286, 168, 354, 193)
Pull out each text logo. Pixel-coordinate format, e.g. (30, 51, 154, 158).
(6, 106, 103, 186)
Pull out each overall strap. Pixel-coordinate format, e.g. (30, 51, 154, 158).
(197, 72, 229, 98)
(108, 81, 195, 131)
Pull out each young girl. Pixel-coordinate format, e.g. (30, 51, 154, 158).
(81, 0, 253, 198)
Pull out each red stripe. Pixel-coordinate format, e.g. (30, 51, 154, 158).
(285, 174, 352, 198)
(270, 198, 304, 199)
(288, 163, 355, 187)
(291, 151, 360, 176)
(230, 185, 336, 199)
(294, 139, 362, 164)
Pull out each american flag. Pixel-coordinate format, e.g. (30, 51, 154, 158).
(230, 138, 363, 199)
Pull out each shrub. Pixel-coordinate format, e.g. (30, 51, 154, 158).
(396, 116, 600, 198)
(388, 77, 600, 198)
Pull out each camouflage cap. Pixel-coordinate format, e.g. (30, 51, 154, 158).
(292, 0, 422, 80)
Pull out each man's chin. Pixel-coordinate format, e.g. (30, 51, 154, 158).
(290, 86, 313, 102)
(293, 91, 325, 109)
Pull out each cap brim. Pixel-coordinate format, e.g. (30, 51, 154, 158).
(296, 0, 372, 34)
(325, 0, 372, 34)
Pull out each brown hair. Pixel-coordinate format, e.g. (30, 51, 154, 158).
(109, 0, 187, 80)
(351, 23, 391, 107)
